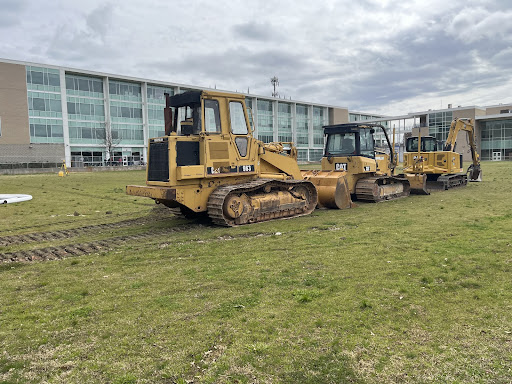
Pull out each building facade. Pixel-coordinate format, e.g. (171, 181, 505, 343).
(0, 59, 351, 168)
(357, 104, 512, 162)
(413, 105, 512, 161)
(3, 58, 511, 167)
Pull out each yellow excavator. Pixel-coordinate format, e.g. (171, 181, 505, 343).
(403, 118, 482, 194)
(302, 123, 410, 209)
(126, 90, 317, 226)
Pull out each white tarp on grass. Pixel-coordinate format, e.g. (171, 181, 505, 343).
(0, 194, 33, 204)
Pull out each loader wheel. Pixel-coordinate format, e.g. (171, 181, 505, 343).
(223, 194, 249, 220)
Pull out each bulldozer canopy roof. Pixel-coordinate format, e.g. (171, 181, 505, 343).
(169, 90, 202, 107)
(323, 123, 384, 135)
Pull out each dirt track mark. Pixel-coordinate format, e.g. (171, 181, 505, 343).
(0, 213, 176, 247)
(0, 225, 198, 263)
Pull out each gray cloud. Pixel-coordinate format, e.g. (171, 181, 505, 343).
(0, 0, 27, 28)
(232, 22, 279, 42)
(1, 0, 511, 115)
(86, 3, 115, 41)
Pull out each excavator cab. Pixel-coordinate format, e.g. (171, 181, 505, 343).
(405, 136, 442, 152)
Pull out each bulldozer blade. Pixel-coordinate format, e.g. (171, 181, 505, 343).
(302, 170, 354, 209)
(404, 173, 430, 195)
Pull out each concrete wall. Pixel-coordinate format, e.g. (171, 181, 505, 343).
(0, 164, 145, 175)
(0, 62, 30, 144)
(329, 107, 349, 124)
(485, 104, 512, 115)
(412, 126, 429, 136)
(0, 143, 65, 163)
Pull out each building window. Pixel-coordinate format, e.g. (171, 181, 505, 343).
(28, 92, 62, 117)
(109, 80, 142, 101)
(296, 104, 309, 147)
(65, 74, 103, 96)
(69, 121, 106, 143)
(309, 149, 323, 162)
(67, 98, 105, 119)
(297, 149, 308, 162)
(428, 111, 453, 141)
(29, 118, 64, 143)
(278, 102, 292, 142)
(110, 102, 142, 123)
(257, 100, 273, 143)
(147, 85, 175, 103)
(480, 119, 512, 160)
(26, 66, 60, 89)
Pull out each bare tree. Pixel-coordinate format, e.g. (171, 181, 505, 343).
(103, 129, 122, 166)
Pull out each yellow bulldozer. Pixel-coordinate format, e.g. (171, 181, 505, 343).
(302, 123, 410, 209)
(403, 117, 482, 194)
(126, 90, 317, 226)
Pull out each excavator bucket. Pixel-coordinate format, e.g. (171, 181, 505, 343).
(404, 173, 430, 195)
(302, 170, 354, 209)
(468, 165, 482, 182)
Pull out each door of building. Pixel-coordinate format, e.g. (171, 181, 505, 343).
(492, 151, 502, 161)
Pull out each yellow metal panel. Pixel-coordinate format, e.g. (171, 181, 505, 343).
(126, 185, 176, 200)
(176, 165, 205, 180)
(208, 142, 230, 159)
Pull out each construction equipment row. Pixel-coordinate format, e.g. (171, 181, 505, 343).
(126, 90, 482, 226)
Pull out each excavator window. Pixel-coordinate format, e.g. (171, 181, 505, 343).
(406, 137, 437, 152)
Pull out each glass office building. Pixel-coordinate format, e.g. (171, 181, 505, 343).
(8, 59, 512, 167)
(480, 119, 512, 161)
(0, 60, 341, 167)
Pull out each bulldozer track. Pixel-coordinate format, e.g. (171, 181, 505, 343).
(207, 179, 317, 226)
(0, 225, 196, 264)
(0, 212, 175, 247)
(435, 174, 468, 190)
(355, 176, 410, 202)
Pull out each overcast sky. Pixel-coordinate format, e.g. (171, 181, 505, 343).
(1, 0, 511, 115)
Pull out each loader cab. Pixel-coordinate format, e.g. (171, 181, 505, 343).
(325, 125, 376, 159)
(406, 136, 443, 152)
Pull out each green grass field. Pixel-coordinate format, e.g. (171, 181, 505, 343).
(0, 162, 511, 383)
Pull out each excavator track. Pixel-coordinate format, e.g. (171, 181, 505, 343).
(355, 176, 410, 202)
(430, 174, 468, 190)
(207, 179, 318, 226)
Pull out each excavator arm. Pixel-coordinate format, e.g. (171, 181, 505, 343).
(444, 118, 482, 181)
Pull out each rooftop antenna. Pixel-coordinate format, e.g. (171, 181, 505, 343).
(271, 76, 279, 97)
